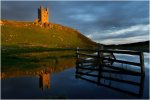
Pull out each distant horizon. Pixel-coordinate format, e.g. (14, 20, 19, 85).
(1, 1, 149, 45)
(104, 40, 149, 45)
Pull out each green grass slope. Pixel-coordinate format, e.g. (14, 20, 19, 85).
(1, 20, 96, 48)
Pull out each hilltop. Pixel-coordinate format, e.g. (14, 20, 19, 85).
(1, 20, 96, 48)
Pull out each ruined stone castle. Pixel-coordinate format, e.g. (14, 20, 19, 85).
(34, 5, 49, 25)
(38, 5, 49, 23)
(34, 5, 71, 30)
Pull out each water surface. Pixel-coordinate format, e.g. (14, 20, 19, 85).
(1, 53, 149, 99)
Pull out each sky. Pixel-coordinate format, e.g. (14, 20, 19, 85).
(1, 1, 149, 45)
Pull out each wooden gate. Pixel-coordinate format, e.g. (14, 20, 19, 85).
(75, 47, 145, 97)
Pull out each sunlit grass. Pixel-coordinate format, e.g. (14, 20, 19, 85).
(1, 20, 96, 48)
(1, 20, 96, 75)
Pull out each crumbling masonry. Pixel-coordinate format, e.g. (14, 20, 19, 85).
(34, 5, 49, 25)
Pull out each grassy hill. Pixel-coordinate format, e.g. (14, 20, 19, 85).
(1, 20, 97, 73)
(1, 20, 96, 48)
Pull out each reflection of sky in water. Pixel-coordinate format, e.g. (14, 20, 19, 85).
(114, 53, 149, 69)
(1, 53, 149, 99)
(143, 53, 150, 69)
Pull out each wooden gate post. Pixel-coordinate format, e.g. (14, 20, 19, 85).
(140, 52, 145, 75)
(139, 75, 145, 97)
(75, 47, 80, 78)
(97, 44, 104, 84)
(76, 47, 79, 59)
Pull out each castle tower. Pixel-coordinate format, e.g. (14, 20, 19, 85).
(38, 5, 49, 23)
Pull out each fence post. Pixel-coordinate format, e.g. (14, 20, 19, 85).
(139, 75, 145, 96)
(97, 45, 104, 84)
(76, 47, 79, 59)
(140, 52, 145, 75)
(75, 47, 80, 78)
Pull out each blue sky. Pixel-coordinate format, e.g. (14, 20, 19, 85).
(1, 1, 149, 44)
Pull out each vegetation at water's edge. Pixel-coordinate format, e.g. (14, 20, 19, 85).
(2, 45, 76, 72)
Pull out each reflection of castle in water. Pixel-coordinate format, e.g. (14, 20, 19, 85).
(39, 70, 51, 91)
(1, 69, 52, 91)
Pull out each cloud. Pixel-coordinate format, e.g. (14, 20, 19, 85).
(69, 14, 98, 22)
(100, 35, 149, 45)
(87, 24, 149, 44)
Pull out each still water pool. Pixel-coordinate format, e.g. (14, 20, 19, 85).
(1, 53, 149, 99)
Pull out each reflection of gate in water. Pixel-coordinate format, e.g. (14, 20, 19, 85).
(75, 47, 145, 97)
